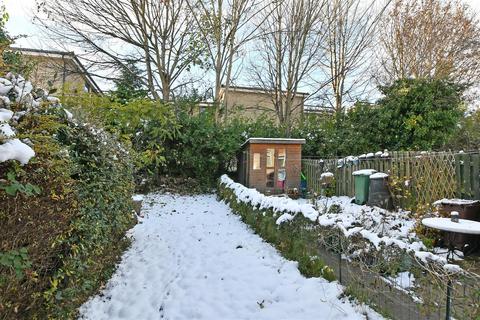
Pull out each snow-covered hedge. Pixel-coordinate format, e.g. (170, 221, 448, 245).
(219, 175, 479, 320)
(220, 175, 318, 223)
(220, 175, 461, 272)
(218, 175, 336, 281)
(0, 73, 67, 165)
(0, 72, 137, 319)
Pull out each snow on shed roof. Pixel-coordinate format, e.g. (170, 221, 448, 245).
(241, 138, 306, 148)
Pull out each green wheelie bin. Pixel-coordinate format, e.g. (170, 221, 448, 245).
(352, 169, 376, 205)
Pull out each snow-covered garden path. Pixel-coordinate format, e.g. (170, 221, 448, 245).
(79, 194, 381, 320)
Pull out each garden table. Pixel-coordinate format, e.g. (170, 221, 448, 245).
(422, 215, 480, 320)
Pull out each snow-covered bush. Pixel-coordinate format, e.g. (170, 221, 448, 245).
(217, 176, 335, 281)
(0, 73, 42, 165)
(0, 72, 136, 319)
(218, 175, 480, 318)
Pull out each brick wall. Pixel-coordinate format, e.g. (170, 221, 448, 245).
(225, 90, 304, 123)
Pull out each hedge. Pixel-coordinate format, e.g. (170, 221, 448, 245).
(0, 106, 136, 319)
(217, 178, 335, 281)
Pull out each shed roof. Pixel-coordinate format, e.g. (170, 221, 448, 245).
(242, 137, 306, 148)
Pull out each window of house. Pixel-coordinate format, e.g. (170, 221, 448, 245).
(253, 153, 261, 170)
(266, 148, 275, 168)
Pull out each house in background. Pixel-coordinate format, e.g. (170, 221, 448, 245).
(10, 47, 102, 94)
(219, 85, 308, 122)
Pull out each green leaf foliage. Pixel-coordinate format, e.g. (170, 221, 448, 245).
(374, 78, 464, 151)
(63, 93, 285, 190)
(0, 248, 32, 281)
(1, 105, 136, 319)
(113, 62, 148, 104)
(0, 170, 42, 196)
(298, 78, 465, 158)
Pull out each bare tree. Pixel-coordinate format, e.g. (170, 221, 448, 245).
(320, 0, 391, 115)
(186, 0, 271, 121)
(378, 0, 480, 87)
(250, 0, 326, 135)
(36, 0, 203, 101)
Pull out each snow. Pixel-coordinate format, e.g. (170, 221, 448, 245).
(443, 264, 462, 273)
(385, 272, 415, 290)
(433, 198, 480, 206)
(220, 175, 319, 223)
(314, 197, 454, 265)
(0, 108, 13, 122)
(47, 96, 60, 103)
(0, 71, 73, 166)
(64, 109, 73, 119)
(0, 139, 35, 165)
(320, 172, 334, 178)
(221, 175, 464, 269)
(370, 172, 389, 179)
(79, 194, 382, 320)
(352, 169, 376, 176)
(422, 218, 480, 234)
(0, 83, 13, 95)
(0, 123, 15, 138)
(132, 194, 144, 202)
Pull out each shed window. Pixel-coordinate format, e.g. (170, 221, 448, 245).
(266, 169, 275, 188)
(266, 148, 275, 168)
(278, 148, 286, 168)
(253, 153, 261, 170)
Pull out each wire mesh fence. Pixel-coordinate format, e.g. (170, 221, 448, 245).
(316, 227, 480, 320)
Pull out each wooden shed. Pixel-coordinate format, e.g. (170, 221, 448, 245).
(237, 138, 306, 194)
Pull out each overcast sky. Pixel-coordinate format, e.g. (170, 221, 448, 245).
(4, 0, 480, 92)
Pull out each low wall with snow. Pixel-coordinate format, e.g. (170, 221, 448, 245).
(218, 175, 478, 320)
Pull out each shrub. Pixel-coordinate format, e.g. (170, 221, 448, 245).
(62, 94, 178, 187)
(43, 120, 136, 318)
(64, 94, 285, 190)
(374, 78, 464, 151)
(217, 180, 335, 281)
(0, 105, 136, 319)
(296, 78, 466, 158)
(446, 109, 480, 151)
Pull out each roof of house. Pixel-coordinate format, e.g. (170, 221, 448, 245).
(242, 137, 306, 148)
(303, 104, 334, 114)
(221, 85, 309, 97)
(10, 47, 102, 94)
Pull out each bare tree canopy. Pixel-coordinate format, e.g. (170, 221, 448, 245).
(379, 0, 480, 86)
(36, 0, 203, 100)
(250, 0, 326, 134)
(187, 0, 269, 121)
(320, 0, 391, 115)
